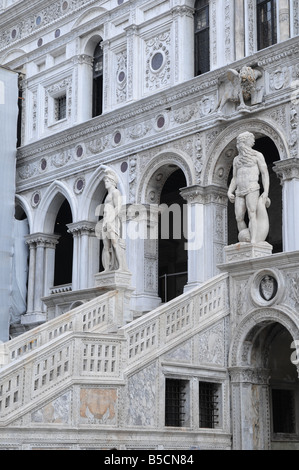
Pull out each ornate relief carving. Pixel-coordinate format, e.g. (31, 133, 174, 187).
(145, 30, 171, 92)
(129, 156, 137, 204)
(51, 150, 71, 168)
(197, 321, 225, 366)
(116, 50, 127, 104)
(286, 272, 299, 309)
(269, 66, 290, 91)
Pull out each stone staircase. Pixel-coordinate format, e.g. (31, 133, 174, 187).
(0, 272, 230, 446)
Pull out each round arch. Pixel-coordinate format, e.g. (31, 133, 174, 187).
(82, 165, 126, 222)
(15, 194, 33, 232)
(229, 307, 299, 369)
(71, 7, 106, 33)
(35, 180, 77, 233)
(136, 149, 195, 204)
(81, 32, 104, 57)
(202, 117, 290, 187)
(0, 48, 26, 65)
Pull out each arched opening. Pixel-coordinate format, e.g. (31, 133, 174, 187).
(54, 199, 73, 287)
(158, 169, 187, 302)
(231, 317, 299, 449)
(92, 40, 103, 117)
(227, 135, 282, 252)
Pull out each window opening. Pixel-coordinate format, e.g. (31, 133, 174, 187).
(198, 381, 220, 428)
(194, 0, 210, 75)
(257, 0, 277, 50)
(93, 41, 103, 117)
(55, 95, 66, 121)
(165, 379, 189, 427)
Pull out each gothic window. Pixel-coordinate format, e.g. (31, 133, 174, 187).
(92, 41, 103, 117)
(198, 381, 220, 428)
(256, 0, 277, 50)
(194, 0, 210, 76)
(165, 379, 189, 427)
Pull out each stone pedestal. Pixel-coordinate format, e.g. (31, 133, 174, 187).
(94, 270, 134, 328)
(224, 241, 273, 263)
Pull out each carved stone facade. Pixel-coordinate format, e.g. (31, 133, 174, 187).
(0, 0, 299, 451)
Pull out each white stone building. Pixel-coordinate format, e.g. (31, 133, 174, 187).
(0, 0, 299, 450)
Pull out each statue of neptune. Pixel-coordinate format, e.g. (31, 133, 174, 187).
(227, 131, 271, 244)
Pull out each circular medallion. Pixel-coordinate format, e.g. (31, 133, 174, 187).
(76, 145, 83, 158)
(121, 161, 128, 173)
(31, 191, 41, 208)
(40, 158, 47, 171)
(151, 52, 164, 71)
(74, 177, 85, 194)
(114, 132, 122, 145)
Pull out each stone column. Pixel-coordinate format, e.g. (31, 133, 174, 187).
(25, 239, 36, 314)
(125, 24, 141, 102)
(73, 54, 93, 123)
(101, 39, 111, 113)
(235, 0, 245, 60)
(23, 233, 59, 325)
(273, 159, 299, 252)
(180, 185, 227, 290)
(278, 0, 290, 42)
(125, 204, 161, 316)
(171, 5, 195, 83)
(229, 367, 271, 450)
(67, 221, 96, 291)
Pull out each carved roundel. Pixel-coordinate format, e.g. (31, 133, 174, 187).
(31, 191, 41, 208)
(250, 269, 284, 307)
(151, 52, 164, 72)
(74, 177, 85, 195)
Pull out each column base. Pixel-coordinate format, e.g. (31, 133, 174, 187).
(21, 312, 47, 327)
(224, 241, 273, 263)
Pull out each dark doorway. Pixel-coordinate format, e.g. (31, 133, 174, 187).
(158, 169, 187, 302)
(54, 199, 73, 286)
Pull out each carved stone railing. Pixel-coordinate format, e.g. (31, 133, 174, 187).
(0, 290, 116, 367)
(121, 273, 229, 369)
(0, 273, 229, 425)
(0, 331, 126, 425)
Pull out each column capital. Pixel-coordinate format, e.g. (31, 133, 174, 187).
(171, 4, 194, 18)
(228, 366, 270, 385)
(71, 54, 93, 67)
(180, 185, 228, 204)
(67, 220, 96, 236)
(273, 158, 299, 182)
(25, 232, 60, 248)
